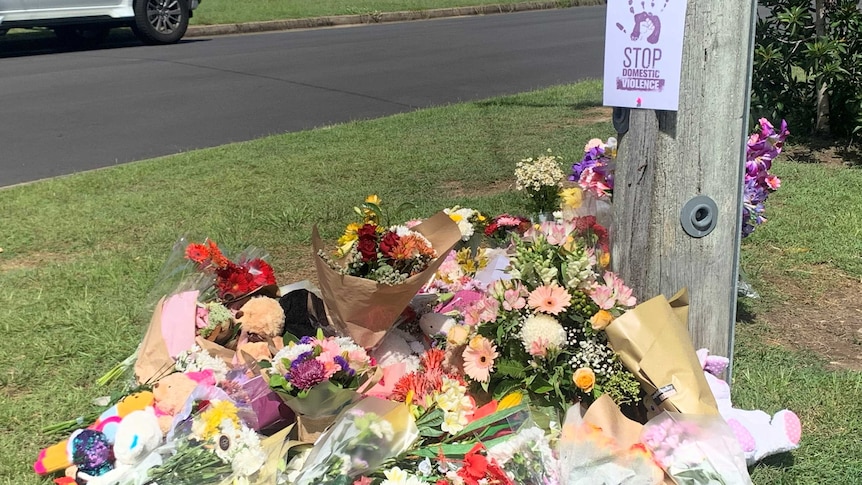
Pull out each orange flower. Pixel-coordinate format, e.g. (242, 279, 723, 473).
(590, 309, 614, 331)
(207, 240, 230, 268)
(573, 367, 596, 393)
(185, 243, 210, 263)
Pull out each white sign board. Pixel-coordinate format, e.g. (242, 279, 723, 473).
(603, 0, 688, 111)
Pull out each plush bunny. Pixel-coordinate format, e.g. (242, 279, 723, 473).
(698, 349, 801, 466)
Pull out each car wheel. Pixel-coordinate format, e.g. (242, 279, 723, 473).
(54, 26, 111, 48)
(132, 0, 189, 45)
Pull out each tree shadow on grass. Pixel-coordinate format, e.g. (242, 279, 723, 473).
(736, 297, 758, 324)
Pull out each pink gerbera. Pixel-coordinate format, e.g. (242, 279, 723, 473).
(462, 336, 498, 383)
(528, 284, 571, 315)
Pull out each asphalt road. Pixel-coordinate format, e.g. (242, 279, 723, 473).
(0, 6, 606, 187)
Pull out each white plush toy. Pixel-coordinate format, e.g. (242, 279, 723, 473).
(698, 349, 802, 466)
(83, 408, 164, 485)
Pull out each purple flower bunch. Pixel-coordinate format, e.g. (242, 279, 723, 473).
(569, 138, 616, 198)
(742, 118, 788, 237)
(268, 334, 373, 397)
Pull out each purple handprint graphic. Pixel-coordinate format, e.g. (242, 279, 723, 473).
(615, 0, 669, 45)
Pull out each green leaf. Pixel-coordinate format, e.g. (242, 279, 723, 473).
(283, 331, 299, 345)
(495, 358, 526, 378)
(451, 402, 528, 440)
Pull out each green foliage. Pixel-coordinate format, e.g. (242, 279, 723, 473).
(752, 0, 862, 140)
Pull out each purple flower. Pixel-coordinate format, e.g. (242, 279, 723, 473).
(333, 355, 355, 377)
(741, 118, 788, 238)
(286, 358, 326, 390)
(569, 147, 605, 180)
(299, 336, 314, 345)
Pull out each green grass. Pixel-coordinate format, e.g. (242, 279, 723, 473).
(2, 80, 860, 484)
(0, 81, 608, 484)
(191, 0, 561, 25)
(1, 0, 581, 41)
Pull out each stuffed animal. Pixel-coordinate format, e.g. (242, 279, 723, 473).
(698, 348, 801, 465)
(152, 372, 203, 434)
(237, 296, 285, 343)
(79, 408, 163, 485)
(34, 391, 155, 476)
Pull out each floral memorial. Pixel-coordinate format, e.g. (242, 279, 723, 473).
(35, 121, 798, 485)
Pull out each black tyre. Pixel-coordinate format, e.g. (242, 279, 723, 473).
(132, 0, 189, 45)
(53, 26, 110, 48)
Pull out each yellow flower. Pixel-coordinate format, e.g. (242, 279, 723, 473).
(365, 194, 381, 205)
(599, 251, 611, 269)
(336, 222, 361, 256)
(447, 325, 470, 346)
(196, 400, 240, 441)
(573, 367, 596, 393)
(560, 187, 584, 209)
(449, 213, 464, 223)
(590, 309, 614, 331)
(497, 392, 523, 410)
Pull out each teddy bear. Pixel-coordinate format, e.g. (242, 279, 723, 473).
(234, 296, 285, 362)
(698, 348, 801, 465)
(152, 371, 210, 435)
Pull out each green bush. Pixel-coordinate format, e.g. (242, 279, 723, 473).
(752, 0, 862, 140)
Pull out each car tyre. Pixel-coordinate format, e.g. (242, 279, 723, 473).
(54, 25, 111, 48)
(132, 0, 189, 45)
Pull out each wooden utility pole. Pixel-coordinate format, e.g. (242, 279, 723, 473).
(611, 1, 758, 369)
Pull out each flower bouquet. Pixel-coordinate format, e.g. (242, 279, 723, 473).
(557, 395, 665, 485)
(641, 411, 752, 485)
(443, 205, 488, 255)
(435, 218, 642, 416)
(486, 425, 559, 485)
(147, 396, 268, 485)
(289, 397, 419, 485)
(604, 291, 719, 416)
(482, 213, 532, 247)
(742, 118, 788, 238)
(132, 238, 281, 385)
(514, 150, 567, 220)
(265, 333, 376, 442)
(313, 206, 461, 348)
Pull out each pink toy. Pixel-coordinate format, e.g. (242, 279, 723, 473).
(698, 348, 802, 466)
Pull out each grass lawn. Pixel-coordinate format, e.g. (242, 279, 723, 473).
(1, 80, 860, 483)
(192, 0, 577, 25)
(1, 0, 585, 39)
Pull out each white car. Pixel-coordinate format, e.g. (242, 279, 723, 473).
(0, 0, 201, 45)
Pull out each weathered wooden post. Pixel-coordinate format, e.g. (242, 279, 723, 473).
(605, 0, 758, 371)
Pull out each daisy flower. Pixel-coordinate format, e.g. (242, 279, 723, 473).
(462, 336, 498, 383)
(528, 284, 571, 315)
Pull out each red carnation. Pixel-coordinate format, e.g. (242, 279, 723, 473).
(484, 222, 499, 237)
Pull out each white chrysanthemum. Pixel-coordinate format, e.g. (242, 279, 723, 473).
(333, 336, 363, 353)
(231, 445, 266, 477)
(520, 314, 567, 351)
(174, 345, 231, 382)
(271, 343, 313, 373)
